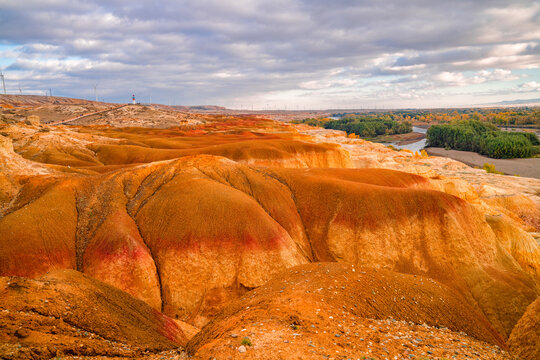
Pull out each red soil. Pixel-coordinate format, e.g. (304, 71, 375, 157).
(0, 269, 189, 359)
(188, 263, 513, 359)
(0, 155, 536, 342)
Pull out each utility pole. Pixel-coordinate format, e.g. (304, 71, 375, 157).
(93, 84, 98, 102)
(0, 71, 6, 94)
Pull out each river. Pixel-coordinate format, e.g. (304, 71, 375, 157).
(388, 127, 427, 152)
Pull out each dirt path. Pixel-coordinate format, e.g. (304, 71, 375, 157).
(425, 147, 540, 179)
(49, 104, 128, 125)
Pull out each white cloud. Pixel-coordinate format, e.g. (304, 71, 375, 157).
(211, 71, 245, 79)
(434, 69, 521, 87)
(435, 72, 469, 85)
(299, 78, 356, 90)
(518, 81, 540, 92)
(0, 0, 539, 107)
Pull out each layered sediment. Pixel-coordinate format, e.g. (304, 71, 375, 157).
(0, 106, 539, 358)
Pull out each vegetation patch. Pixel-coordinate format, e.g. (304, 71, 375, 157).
(297, 114, 412, 138)
(426, 120, 540, 159)
(483, 163, 504, 175)
(332, 107, 540, 126)
(240, 337, 252, 346)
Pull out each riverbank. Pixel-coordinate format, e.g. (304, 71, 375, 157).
(425, 147, 540, 179)
(360, 131, 425, 145)
(394, 132, 426, 145)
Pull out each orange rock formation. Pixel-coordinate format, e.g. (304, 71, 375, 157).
(508, 296, 540, 360)
(0, 105, 539, 358)
(188, 263, 513, 359)
(1, 155, 537, 339)
(0, 269, 189, 359)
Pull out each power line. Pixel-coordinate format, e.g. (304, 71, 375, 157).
(0, 71, 6, 94)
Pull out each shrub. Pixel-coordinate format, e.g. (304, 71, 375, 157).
(483, 163, 504, 175)
(241, 337, 252, 346)
(321, 116, 412, 137)
(426, 120, 538, 159)
(482, 134, 533, 158)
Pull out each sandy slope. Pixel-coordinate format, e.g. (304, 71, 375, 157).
(0, 270, 189, 359)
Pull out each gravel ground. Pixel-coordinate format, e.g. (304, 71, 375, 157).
(425, 147, 540, 179)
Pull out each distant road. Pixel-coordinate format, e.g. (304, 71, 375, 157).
(49, 104, 128, 125)
(425, 147, 540, 179)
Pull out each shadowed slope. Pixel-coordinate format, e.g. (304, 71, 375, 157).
(508, 296, 540, 360)
(0, 269, 189, 360)
(187, 263, 511, 359)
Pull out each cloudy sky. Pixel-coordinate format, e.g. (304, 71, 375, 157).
(1, 0, 539, 109)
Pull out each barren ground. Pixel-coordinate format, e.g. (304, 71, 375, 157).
(0, 96, 538, 359)
(425, 147, 540, 179)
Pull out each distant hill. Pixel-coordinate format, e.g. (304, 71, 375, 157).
(171, 105, 228, 111)
(487, 98, 540, 106)
(0, 94, 106, 107)
(0, 95, 229, 111)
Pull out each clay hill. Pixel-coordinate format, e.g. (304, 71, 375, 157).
(508, 296, 540, 360)
(187, 263, 512, 359)
(0, 269, 190, 359)
(0, 94, 107, 107)
(1, 98, 539, 359)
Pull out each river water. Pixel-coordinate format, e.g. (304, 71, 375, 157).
(387, 127, 427, 152)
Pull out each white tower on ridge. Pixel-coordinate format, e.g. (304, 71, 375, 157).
(132, 94, 136, 104)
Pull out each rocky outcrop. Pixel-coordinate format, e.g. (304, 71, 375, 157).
(87, 138, 352, 169)
(486, 214, 540, 280)
(1, 121, 351, 171)
(1, 155, 537, 340)
(508, 296, 540, 360)
(483, 195, 540, 231)
(0, 269, 190, 360)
